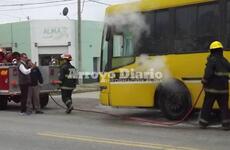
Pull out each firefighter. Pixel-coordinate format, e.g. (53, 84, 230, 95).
(59, 54, 78, 114)
(199, 41, 230, 130)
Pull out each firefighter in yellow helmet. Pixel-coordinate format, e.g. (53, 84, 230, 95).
(59, 54, 78, 114)
(199, 41, 230, 130)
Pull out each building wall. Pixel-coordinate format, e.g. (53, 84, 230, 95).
(78, 21, 103, 72)
(12, 22, 31, 56)
(30, 20, 76, 66)
(0, 22, 31, 56)
(0, 20, 103, 73)
(0, 24, 12, 48)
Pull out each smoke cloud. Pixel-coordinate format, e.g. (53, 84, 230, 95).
(137, 54, 172, 80)
(105, 11, 150, 43)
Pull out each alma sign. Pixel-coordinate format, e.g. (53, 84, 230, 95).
(42, 26, 69, 40)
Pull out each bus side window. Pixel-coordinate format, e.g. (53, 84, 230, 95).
(155, 10, 170, 53)
(175, 6, 197, 53)
(226, 1, 230, 49)
(197, 3, 220, 50)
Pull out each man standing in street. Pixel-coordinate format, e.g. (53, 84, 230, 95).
(59, 54, 78, 114)
(18, 53, 34, 115)
(26, 59, 44, 114)
(200, 41, 230, 130)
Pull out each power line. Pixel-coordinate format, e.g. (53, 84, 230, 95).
(0, 13, 21, 19)
(0, 0, 111, 7)
(0, 0, 112, 21)
(88, 0, 111, 6)
(0, 0, 110, 12)
(0, 2, 77, 11)
(0, 0, 75, 7)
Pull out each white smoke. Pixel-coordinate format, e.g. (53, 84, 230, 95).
(104, 1, 171, 80)
(136, 55, 181, 90)
(137, 54, 172, 80)
(105, 11, 150, 43)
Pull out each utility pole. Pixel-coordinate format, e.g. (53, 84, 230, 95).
(77, 0, 82, 72)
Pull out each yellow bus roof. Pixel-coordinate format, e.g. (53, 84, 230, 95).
(106, 0, 215, 15)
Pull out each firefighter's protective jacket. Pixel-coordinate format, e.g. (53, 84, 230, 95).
(59, 61, 78, 90)
(203, 53, 230, 93)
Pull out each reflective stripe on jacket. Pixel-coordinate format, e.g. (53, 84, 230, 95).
(204, 88, 229, 94)
(214, 72, 229, 77)
(59, 61, 78, 89)
(203, 54, 230, 94)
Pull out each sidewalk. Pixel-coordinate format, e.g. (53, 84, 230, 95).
(74, 83, 100, 93)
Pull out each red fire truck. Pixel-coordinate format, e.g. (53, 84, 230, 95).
(0, 64, 60, 110)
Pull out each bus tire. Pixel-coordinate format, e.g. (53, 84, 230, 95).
(0, 96, 8, 110)
(40, 94, 49, 108)
(156, 79, 192, 120)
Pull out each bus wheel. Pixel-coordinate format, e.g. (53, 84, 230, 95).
(40, 94, 49, 108)
(156, 79, 192, 120)
(0, 96, 8, 110)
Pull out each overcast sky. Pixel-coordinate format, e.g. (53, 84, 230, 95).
(0, 0, 138, 24)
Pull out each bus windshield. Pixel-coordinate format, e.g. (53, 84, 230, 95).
(101, 23, 135, 71)
(101, 11, 152, 71)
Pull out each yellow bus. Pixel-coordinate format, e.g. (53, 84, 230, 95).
(100, 0, 230, 120)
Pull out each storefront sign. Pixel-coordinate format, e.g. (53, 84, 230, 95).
(43, 26, 69, 39)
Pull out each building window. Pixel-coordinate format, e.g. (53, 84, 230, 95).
(39, 54, 61, 66)
(93, 57, 100, 72)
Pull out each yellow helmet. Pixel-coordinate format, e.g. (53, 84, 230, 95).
(210, 41, 223, 50)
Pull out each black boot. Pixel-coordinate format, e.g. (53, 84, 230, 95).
(199, 121, 208, 129)
(65, 105, 74, 114)
(222, 122, 230, 131)
(65, 99, 73, 114)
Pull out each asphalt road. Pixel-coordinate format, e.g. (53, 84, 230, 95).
(0, 92, 230, 150)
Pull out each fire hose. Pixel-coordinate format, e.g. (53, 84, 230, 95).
(49, 87, 204, 126)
